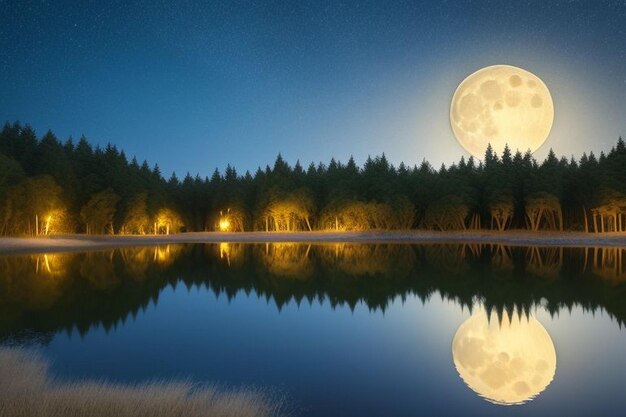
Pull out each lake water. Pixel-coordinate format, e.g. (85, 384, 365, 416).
(1, 243, 626, 416)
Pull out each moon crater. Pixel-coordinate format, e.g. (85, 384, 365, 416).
(451, 308, 557, 405)
(450, 65, 554, 158)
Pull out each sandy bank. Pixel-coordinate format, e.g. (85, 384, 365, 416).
(0, 230, 625, 255)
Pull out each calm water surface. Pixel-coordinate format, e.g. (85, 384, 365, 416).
(1, 243, 626, 416)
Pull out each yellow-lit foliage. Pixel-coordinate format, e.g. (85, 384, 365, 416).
(40, 209, 69, 235)
(320, 199, 414, 231)
(262, 189, 314, 231)
(0, 176, 70, 236)
(216, 208, 246, 232)
(121, 193, 150, 235)
(320, 201, 369, 231)
(155, 208, 184, 235)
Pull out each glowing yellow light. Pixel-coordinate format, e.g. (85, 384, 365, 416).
(219, 218, 231, 231)
(44, 215, 53, 235)
(219, 242, 231, 266)
(154, 245, 171, 263)
(34, 253, 66, 276)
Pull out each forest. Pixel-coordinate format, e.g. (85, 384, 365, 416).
(0, 121, 625, 236)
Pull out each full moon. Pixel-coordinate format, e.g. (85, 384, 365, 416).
(451, 308, 557, 405)
(450, 65, 554, 159)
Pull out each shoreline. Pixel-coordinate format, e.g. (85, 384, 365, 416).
(0, 230, 625, 255)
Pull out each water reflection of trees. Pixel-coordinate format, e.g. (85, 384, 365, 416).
(590, 247, 626, 283)
(257, 243, 313, 279)
(525, 246, 563, 279)
(2, 243, 626, 344)
(0, 246, 184, 342)
(317, 244, 415, 277)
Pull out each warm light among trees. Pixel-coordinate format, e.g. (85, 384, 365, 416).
(219, 217, 231, 231)
(261, 189, 314, 232)
(0, 176, 69, 236)
(217, 208, 245, 232)
(154, 208, 183, 235)
(121, 193, 150, 235)
(320, 198, 414, 231)
(1, 122, 626, 236)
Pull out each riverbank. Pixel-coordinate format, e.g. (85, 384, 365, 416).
(0, 230, 625, 255)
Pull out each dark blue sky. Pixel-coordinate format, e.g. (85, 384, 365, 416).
(1, 0, 624, 178)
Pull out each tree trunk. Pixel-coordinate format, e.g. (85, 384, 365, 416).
(601, 215, 605, 233)
(536, 208, 544, 231)
(582, 206, 588, 233)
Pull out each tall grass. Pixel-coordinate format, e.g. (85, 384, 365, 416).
(0, 347, 289, 417)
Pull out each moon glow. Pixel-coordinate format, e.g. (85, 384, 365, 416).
(451, 308, 557, 405)
(450, 65, 554, 158)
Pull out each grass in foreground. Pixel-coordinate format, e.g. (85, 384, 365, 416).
(0, 346, 289, 417)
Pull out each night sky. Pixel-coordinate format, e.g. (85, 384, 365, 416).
(1, 0, 624, 178)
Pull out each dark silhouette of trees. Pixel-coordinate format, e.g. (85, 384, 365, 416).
(1, 121, 625, 235)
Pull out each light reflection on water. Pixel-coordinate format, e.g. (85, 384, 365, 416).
(1, 243, 625, 416)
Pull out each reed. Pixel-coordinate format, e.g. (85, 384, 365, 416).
(0, 347, 288, 417)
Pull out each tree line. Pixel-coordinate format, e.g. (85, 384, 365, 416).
(0, 121, 625, 235)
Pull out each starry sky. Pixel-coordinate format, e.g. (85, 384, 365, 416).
(1, 0, 625, 178)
